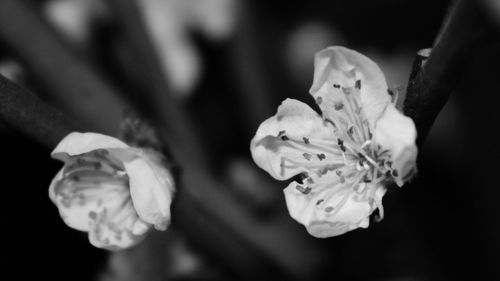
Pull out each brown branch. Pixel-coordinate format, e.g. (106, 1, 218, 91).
(404, 0, 494, 147)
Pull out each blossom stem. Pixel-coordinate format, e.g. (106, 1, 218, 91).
(404, 0, 494, 147)
(0, 74, 80, 148)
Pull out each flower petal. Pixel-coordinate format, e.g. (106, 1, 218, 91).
(373, 105, 418, 186)
(310, 46, 390, 129)
(88, 201, 150, 250)
(283, 171, 385, 237)
(250, 98, 343, 180)
(119, 150, 175, 230)
(50, 171, 130, 232)
(52, 132, 129, 161)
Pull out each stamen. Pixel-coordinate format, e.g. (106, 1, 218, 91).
(355, 79, 361, 89)
(295, 185, 312, 194)
(315, 96, 323, 105)
(337, 138, 346, 152)
(391, 169, 399, 177)
(303, 153, 312, 161)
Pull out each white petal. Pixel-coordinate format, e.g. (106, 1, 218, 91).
(122, 150, 174, 230)
(250, 98, 341, 180)
(373, 105, 418, 186)
(48, 169, 64, 204)
(310, 46, 390, 129)
(50, 175, 130, 232)
(284, 171, 383, 238)
(51, 132, 129, 161)
(88, 205, 150, 250)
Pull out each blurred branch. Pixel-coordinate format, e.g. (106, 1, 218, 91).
(107, 0, 207, 166)
(229, 1, 276, 131)
(0, 74, 79, 148)
(0, 0, 128, 136)
(404, 0, 493, 147)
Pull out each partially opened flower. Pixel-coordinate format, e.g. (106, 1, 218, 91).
(251, 46, 417, 238)
(49, 132, 175, 250)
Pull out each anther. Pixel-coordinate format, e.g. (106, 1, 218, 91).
(362, 174, 371, 183)
(303, 137, 310, 144)
(317, 153, 326, 161)
(333, 83, 341, 89)
(334, 102, 344, 110)
(392, 169, 399, 177)
(337, 138, 346, 152)
(347, 125, 354, 135)
(325, 206, 334, 212)
(315, 96, 323, 105)
(355, 80, 361, 89)
(303, 153, 312, 161)
(296, 185, 312, 194)
(316, 199, 324, 205)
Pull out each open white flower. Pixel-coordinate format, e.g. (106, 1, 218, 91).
(251, 46, 417, 238)
(49, 132, 175, 250)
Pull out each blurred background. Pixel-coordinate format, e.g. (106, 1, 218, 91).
(1, 0, 500, 280)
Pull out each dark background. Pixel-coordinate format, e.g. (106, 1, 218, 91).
(2, 0, 500, 280)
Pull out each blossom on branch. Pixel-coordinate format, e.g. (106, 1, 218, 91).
(251, 46, 417, 238)
(49, 132, 175, 250)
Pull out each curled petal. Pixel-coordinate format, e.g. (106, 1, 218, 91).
(51, 132, 129, 161)
(88, 201, 150, 250)
(250, 99, 342, 180)
(310, 46, 390, 129)
(283, 171, 385, 238)
(118, 149, 175, 230)
(373, 105, 418, 186)
(49, 168, 130, 232)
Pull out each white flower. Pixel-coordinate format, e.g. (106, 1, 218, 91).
(250, 46, 417, 238)
(49, 132, 175, 250)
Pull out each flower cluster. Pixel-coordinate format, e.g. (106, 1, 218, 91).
(251, 46, 417, 237)
(49, 132, 175, 250)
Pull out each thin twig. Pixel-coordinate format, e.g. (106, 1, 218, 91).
(404, 0, 493, 147)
